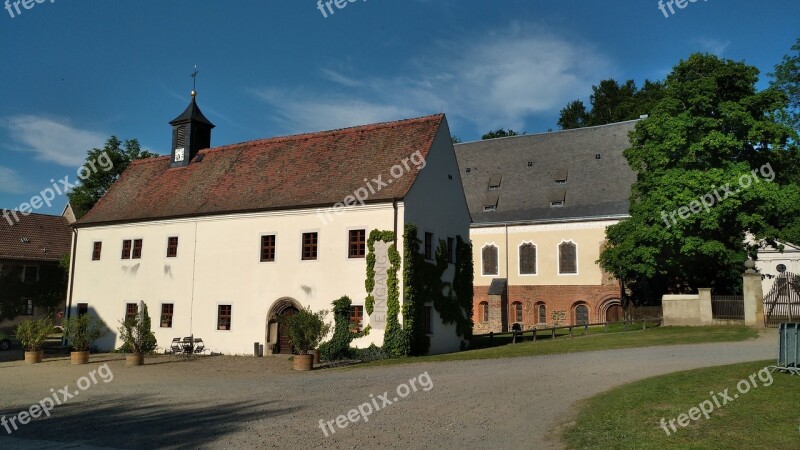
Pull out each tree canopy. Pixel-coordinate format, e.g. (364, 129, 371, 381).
(557, 79, 665, 130)
(599, 53, 799, 302)
(481, 129, 524, 140)
(67, 137, 158, 219)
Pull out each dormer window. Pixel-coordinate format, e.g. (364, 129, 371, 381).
(550, 201, 564, 207)
(488, 174, 502, 191)
(552, 168, 568, 184)
(483, 193, 499, 212)
(550, 189, 566, 207)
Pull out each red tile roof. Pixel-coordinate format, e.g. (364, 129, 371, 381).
(78, 114, 445, 226)
(0, 212, 71, 262)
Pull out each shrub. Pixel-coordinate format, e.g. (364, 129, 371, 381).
(321, 296, 371, 361)
(16, 317, 53, 352)
(281, 307, 330, 354)
(118, 303, 157, 355)
(63, 314, 108, 352)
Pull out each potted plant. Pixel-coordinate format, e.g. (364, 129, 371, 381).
(63, 314, 108, 365)
(16, 317, 53, 364)
(281, 307, 329, 371)
(118, 303, 157, 366)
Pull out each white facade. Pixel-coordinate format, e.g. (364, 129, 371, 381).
(68, 119, 471, 355)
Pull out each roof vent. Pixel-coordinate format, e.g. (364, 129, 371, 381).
(20, 237, 30, 243)
(195, 153, 205, 163)
(595, 153, 601, 160)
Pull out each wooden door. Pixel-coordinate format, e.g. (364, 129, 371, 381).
(278, 308, 298, 354)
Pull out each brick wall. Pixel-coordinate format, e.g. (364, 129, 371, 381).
(472, 284, 621, 333)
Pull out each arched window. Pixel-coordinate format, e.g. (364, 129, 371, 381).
(536, 303, 547, 324)
(479, 302, 489, 322)
(482, 245, 499, 276)
(559, 241, 577, 274)
(511, 302, 523, 323)
(519, 243, 537, 275)
(574, 304, 589, 325)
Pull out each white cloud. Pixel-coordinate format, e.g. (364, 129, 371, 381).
(692, 37, 730, 56)
(4, 115, 106, 166)
(253, 22, 614, 134)
(0, 166, 30, 194)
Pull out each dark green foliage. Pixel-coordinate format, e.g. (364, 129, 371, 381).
(364, 230, 406, 358)
(15, 316, 53, 351)
(599, 54, 798, 301)
(117, 303, 157, 355)
(280, 307, 330, 354)
(558, 79, 666, 130)
(63, 314, 108, 351)
(67, 136, 158, 219)
(482, 129, 524, 140)
(320, 296, 370, 361)
(770, 38, 800, 133)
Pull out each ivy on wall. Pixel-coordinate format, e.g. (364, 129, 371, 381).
(364, 230, 406, 357)
(320, 295, 370, 361)
(403, 224, 474, 356)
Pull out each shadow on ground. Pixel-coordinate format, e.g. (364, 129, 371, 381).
(0, 394, 299, 449)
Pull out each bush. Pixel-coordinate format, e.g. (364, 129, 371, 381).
(63, 314, 108, 352)
(281, 307, 330, 354)
(16, 317, 53, 352)
(118, 303, 157, 355)
(321, 296, 371, 361)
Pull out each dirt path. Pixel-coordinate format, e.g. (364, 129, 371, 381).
(0, 330, 776, 449)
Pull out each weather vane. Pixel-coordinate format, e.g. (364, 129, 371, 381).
(191, 65, 199, 97)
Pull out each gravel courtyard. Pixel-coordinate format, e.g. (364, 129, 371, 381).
(0, 330, 775, 449)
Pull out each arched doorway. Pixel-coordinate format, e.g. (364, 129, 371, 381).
(605, 304, 623, 322)
(266, 298, 302, 355)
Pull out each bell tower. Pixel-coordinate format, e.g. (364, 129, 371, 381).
(169, 68, 215, 168)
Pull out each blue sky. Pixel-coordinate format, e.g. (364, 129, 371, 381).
(0, 0, 798, 215)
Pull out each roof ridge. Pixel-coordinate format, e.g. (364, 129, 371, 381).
(456, 118, 641, 145)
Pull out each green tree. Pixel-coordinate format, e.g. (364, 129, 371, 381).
(451, 135, 463, 144)
(770, 38, 800, 133)
(599, 54, 797, 302)
(67, 136, 158, 219)
(557, 79, 665, 129)
(482, 129, 524, 140)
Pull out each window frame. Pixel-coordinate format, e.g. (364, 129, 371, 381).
(22, 298, 34, 316)
(536, 303, 547, 325)
(125, 303, 139, 322)
(447, 237, 455, 263)
(349, 305, 364, 332)
(479, 301, 489, 323)
(424, 232, 434, 261)
(22, 265, 39, 284)
(574, 303, 590, 326)
(348, 229, 366, 259)
(121, 240, 132, 259)
(301, 232, 319, 261)
(481, 244, 499, 276)
(558, 240, 579, 275)
(260, 234, 276, 262)
(512, 302, 523, 324)
(166, 236, 179, 258)
(423, 305, 433, 334)
(77, 303, 89, 317)
(160, 303, 174, 328)
(132, 239, 143, 259)
(92, 242, 102, 261)
(518, 242, 538, 276)
(217, 304, 232, 331)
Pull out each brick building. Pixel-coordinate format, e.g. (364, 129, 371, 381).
(455, 120, 639, 333)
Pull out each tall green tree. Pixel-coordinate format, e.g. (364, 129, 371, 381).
(67, 137, 158, 219)
(770, 38, 800, 133)
(558, 79, 665, 129)
(599, 54, 798, 302)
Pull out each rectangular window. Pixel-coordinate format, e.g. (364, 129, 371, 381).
(132, 239, 143, 259)
(166, 237, 179, 258)
(260, 235, 276, 262)
(125, 303, 138, 322)
(349, 229, 366, 259)
(424, 232, 433, 260)
(161, 304, 174, 328)
(424, 306, 433, 334)
(218, 305, 232, 330)
(302, 232, 318, 260)
(349, 305, 364, 332)
(92, 242, 102, 261)
(121, 240, 132, 259)
(447, 237, 455, 263)
(559, 242, 578, 274)
(77, 303, 89, 317)
(23, 298, 33, 316)
(22, 266, 39, 283)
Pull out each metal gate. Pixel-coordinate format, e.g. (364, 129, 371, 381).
(763, 272, 800, 327)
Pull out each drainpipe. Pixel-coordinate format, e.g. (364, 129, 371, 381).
(505, 221, 509, 332)
(189, 222, 198, 334)
(393, 198, 398, 247)
(65, 227, 78, 320)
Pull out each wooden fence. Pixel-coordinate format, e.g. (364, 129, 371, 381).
(473, 318, 663, 348)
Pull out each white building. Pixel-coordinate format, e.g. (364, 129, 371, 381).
(67, 95, 471, 355)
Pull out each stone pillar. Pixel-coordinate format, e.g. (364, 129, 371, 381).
(743, 273, 765, 327)
(697, 288, 713, 325)
(743, 259, 765, 327)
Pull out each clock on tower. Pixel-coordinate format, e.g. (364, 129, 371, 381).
(168, 90, 215, 168)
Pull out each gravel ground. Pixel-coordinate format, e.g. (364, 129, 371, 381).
(0, 329, 776, 449)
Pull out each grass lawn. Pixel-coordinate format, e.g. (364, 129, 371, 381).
(563, 360, 800, 449)
(352, 326, 758, 369)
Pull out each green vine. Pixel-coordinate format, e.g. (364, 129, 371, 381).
(403, 224, 474, 356)
(320, 295, 370, 361)
(364, 230, 405, 357)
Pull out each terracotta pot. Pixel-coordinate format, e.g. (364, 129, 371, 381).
(71, 351, 90, 365)
(24, 351, 44, 364)
(308, 349, 321, 365)
(125, 354, 144, 367)
(293, 354, 314, 371)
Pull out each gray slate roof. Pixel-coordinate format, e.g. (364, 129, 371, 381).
(454, 120, 639, 225)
